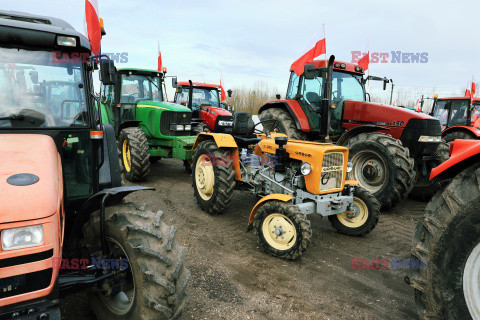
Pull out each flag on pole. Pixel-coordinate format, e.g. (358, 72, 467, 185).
(84, 0, 101, 55)
(358, 40, 369, 71)
(290, 24, 326, 76)
(220, 77, 226, 101)
(157, 41, 162, 72)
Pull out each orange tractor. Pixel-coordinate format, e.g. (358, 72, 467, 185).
(0, 10, 189, 320)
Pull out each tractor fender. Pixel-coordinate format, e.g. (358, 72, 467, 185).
(258, 100, 311, 132)
(430, 139, 480, 180)
(192, 133, 242, 180)
(442, 125, 480, 138)
(247, 194, 293, 230)
(67, 186, 155, 251)
(336, 124, 390, 146)
(118, 120, 142, 135)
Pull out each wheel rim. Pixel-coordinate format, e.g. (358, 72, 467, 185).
(350, 150, 387, 193)
(195, 154, 215, 200)
(463, 241, 480, 319)
(337, 197, 369, 228)
(262, 213, 297, 251)
(100, 237, 135, 315)
(122, 140, 132, 172)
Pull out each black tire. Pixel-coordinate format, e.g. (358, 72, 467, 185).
(409, 140, 450, 201)
(253, 200, 312, 260)
(328, 187, 380, 236)
(259, 108, 307, 140)
(192, 140, 236, 214)
(410, 164, 480, 319)
(81, 203, 190, 320)
(149, 156, 161, 163)
(119, 127, 150, 182)
(443, 130, 476, 143)
(345, 132, 415, 210)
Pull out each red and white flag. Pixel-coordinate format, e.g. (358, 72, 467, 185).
(157, 41, 163, 72)
(84, 0, 101, 55)
(357, 41, 369, 71)
(220, 77, 226, 101)
(291, 24, 326, 76)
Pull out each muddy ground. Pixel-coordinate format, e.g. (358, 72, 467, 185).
(61, 158, 424, 319)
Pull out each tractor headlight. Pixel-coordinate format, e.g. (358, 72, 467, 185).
(1, 225, 44, 251)
(170, 124, 184, 131)
(184, 125, 192, 131)
(418, 136, 442, 143)
(300, 163, 312, 175)
(347, 161, 353, 173)
(218, 120, 233, 127)
(56, 35, 77, 47)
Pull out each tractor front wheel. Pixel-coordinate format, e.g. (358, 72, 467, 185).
(346, 132, 415, 210)
(81, 203, 190, 320)
(192, 140, 236, 214)
(259, 108, 307, 140)
(443, 130, 476, 144)
(253, 201, 312, 260)
(328, 187, 380, 236)
(119, 127, 150, 182)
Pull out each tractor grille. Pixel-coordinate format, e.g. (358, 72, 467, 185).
(320, 152, 344, 192)
(0, 269, 52, 299)
(160, 111, 192, 136)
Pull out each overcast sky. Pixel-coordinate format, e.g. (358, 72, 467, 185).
(3, 0, 479, 100)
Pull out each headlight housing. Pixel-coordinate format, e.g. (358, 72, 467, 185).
(300, 163, 312, 175)
(170, 124, 184, 131)
(184, 124, 192, 131)
(347, 161, 353, 173)
(418, 136, 442, 143)
(218, 120, 233, 127)
(1, 225, 44, 251)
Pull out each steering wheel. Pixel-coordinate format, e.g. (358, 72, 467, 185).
(254, 119, 280, 135)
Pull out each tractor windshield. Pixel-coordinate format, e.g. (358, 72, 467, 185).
(0, 47, 88, 128)
(176, 87, 220, 110)
(120, 73, 163, 103)
(433, 99, 470, 129)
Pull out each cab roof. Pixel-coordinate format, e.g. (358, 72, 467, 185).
(177, 81, 221, 89)
(291, 59, 365, 76)
(118, 68, 163, 75)
(438, 96, 479, 103)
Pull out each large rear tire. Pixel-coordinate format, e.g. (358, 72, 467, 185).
(410, 164, 480, 319)
(409, 140, 449, 201)
(443, 130, 476, 143)
(192, 140, 236, 214)
(259, 108, 307, 140)
(82, 203, 190, 320)
(119, 127, 150, 182)
(253, 200, 312, 260)
(346, 132, 415, 210)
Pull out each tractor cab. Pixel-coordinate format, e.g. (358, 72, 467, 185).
(432, 97, 480, 130)
(174, 81, 234, 133)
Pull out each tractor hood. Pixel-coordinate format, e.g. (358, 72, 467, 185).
(0, 134, 62, 223)
(136, 100, 191, 112)
(201, 106, 232, 117)
(343, 100, 435, 123)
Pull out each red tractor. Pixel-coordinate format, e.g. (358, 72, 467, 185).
(409, 138, 480, 319)
(430, 96, 480, 143)
(259, 58, 448, 208)
(173, 80, 234, 133)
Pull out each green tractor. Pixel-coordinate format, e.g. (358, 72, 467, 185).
(100, 68, 196, 181)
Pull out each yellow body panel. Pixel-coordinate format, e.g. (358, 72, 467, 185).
(345, 180, 360, 186)
(248, 194, 293, 225)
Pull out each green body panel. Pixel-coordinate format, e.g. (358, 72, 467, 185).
(147, 136, 196, 160)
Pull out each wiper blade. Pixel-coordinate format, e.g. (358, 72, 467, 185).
(0, 114, 25, 121)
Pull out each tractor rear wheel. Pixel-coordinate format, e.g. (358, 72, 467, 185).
(119, 127, 150, 182)
(259, 108, 307, 140)
(409, 140, 449, 201)
(192, 140, 236, 214)
(410, 164, 480, 319)
(253, 200, 312, 260)
(82, 203, 190, 320)
(346, 132, 415, 210)
(444, 130, 476, 143)
(328, 187, 380, 236)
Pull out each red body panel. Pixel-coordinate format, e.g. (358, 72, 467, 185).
(442, 125, 480, 138)
(430, 139, 480, 179)
(262, 100, 311, 132)
(177, 82, 220, 89)
(200, 106, 233, 130)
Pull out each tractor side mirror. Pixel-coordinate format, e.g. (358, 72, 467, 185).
(172, 77, 178, 88)
(29, 71, 38, 84)
(227, 89, 233, 98)
(383, 78, 390, 90)
(304, 64, 315, 80)
(99, 59, 116, 85)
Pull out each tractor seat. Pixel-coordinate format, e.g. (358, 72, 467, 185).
(305, 92, 321, 108)
(232, 112, 261, 148)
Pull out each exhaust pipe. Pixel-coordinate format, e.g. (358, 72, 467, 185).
(318, 55, 335, 143)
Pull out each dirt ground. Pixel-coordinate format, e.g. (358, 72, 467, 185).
(61, 158, 423, 320)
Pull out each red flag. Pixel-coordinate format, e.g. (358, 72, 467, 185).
(84, 0, 101, 55)
(220, 78, 226, 101)
(357, 41, 369, 70)
(291, 24, 326, 76)
(465, 89, 471, 97)
(157, 41, 162, 72)
(472, 82, 476, 96)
